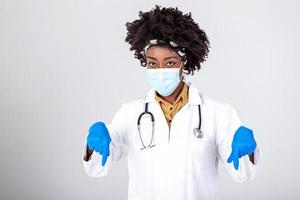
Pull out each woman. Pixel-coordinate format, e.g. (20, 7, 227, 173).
(82, 5, 262, 200)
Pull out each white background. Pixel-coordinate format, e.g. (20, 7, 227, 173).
(0, 0, 299, 199)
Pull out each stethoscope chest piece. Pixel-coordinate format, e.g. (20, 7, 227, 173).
(193, 128, 203, 139)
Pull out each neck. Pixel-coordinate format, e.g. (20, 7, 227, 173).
(157, 80, 185, 104)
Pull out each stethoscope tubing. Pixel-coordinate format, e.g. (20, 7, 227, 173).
(137, 102, 202, 150)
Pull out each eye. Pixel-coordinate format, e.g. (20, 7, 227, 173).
(166, 61, 176, 67)
(147, 61, 157, 68)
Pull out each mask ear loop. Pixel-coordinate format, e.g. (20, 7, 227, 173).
(179, 61, 187, 82)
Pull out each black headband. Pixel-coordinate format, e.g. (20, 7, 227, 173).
(141, 39, 188, 65)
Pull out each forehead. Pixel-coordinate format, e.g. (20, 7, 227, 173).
(146, 45, 180, 58)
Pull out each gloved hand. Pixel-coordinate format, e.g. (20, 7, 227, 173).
(87, 121, 111, 166)
(227, 125, 257, 170)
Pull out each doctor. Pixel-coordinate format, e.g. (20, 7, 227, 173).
(82, 5, 262, 200)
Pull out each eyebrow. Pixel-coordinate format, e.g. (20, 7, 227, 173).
(146, 56, 179, 60)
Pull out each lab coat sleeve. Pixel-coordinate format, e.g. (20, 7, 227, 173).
(82, 104, 129, 178)
(216, 103, 263, 183)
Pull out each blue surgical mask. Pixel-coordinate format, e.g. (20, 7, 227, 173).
(146, 66, 183, 96)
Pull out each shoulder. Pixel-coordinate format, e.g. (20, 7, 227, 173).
(200, 93, 238, 116)
(201, 93, 228, 108)
(117, 96, 145, 113)
(188, 82, 236, 113)
(200, 93, 242, 130)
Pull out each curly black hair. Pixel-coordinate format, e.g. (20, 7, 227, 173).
(125, 5, 210, 75)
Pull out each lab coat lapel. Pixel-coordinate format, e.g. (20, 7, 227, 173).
(142, 81, 204, 145)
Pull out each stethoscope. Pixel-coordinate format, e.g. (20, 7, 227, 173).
(137, 102, 203, 150)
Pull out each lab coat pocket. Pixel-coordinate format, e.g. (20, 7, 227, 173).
(190, 139, 216, 176)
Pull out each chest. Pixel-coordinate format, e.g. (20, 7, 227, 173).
(126, 101, 218, 177)
(126, 102, 217, 152)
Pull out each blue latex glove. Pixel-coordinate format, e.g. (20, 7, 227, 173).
(227, 126, 257, 170)
(87, 121, 111, 166)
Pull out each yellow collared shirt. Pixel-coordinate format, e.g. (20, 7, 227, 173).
(155, 82, 189, 128)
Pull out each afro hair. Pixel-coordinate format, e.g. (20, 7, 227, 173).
(125, 5, 210, 75)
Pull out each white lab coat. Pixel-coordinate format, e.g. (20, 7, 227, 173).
(82, 81, 262, 200)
